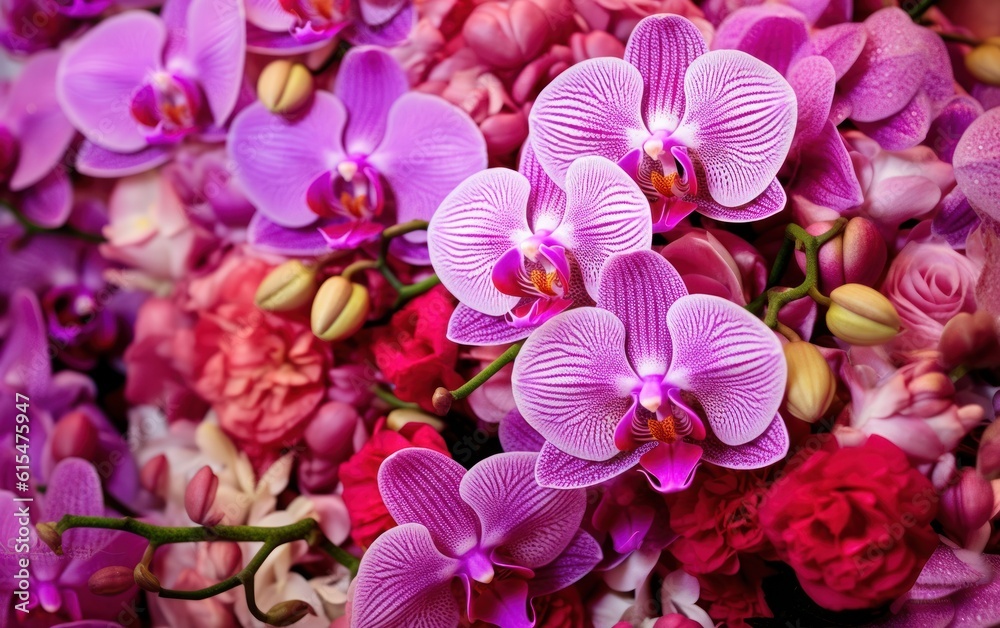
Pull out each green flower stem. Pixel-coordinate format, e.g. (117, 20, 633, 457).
(372, 385, 420, 409)
(3, 202, 105, 243)
(906, 0, 938, 20)
(340, 219, 439, 306)
(747, 234, 796, 314)
(451, 342, 523, 402)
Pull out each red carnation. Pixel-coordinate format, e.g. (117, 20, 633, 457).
(339, 419, 451, 548)
(759, 435, 938, 611)
(372, 286, 465, 412)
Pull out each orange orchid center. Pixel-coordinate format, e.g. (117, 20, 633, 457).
(647, 416, 678, 444)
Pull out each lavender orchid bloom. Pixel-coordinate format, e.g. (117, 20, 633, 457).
(427, 151, 652, 345)
(245, 0, 413, 54)
(529, 14, 796, 232)
(230, 46, 485, 261)
(56, 0, 246, 178)
(351, 449, 601, 628)
(0, 51, 76, 228)
(512, 250, 789, 494)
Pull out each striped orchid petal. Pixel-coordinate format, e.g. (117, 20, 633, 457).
(954, 108, 1000, 224)
(534, 441, 657, 489)
(513, 307, 638, 462)
(428, 168, 532, 317)
(665, 294, 786, 446)
(675, 50, 797, 208)
(700, 413, 789, 469)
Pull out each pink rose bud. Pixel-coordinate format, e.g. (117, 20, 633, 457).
(939, 311, 1000, 369)
(305, 402, 359, 458)
(463, 0, 571, 69)
(208, 542, 243, 580)
(51, 410, 100, 462)
(938, 468, 995, 548)
(88, 565, 135, 596)
(480, 111, 529, 156)
(140, 454, 170, 499)
(796, 217, 886, 293)
(185, 466, 221, 526)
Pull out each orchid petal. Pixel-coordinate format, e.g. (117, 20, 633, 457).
(357, 0, 406, 26)
(75, 141, 173, 178)
(700, 413, 789, 469)
(469, 579, 532, 628)
(713, 6, 810, 76)
(793, 122, 864, 211)
(624, 14, 707, 132)
(530, 530, 603, 597)
(185, 0, 246, 124)
(518, 140, 566, 233)
(854, 91, 931, 151)
(428, 169, 530, 317)
(695, 176, 787, 223)
(927, 96, 983, 164)
(534, 441, 657, 489)
(334, 47, 408, 155)
(57, 11, 165, 153)
(244, 0, 296, 31)
(19, 169, 72, 229)
(447, 304, 532, 345)
(788, 55, 836, 148)
(552, 156, 652, 299)
(247, 213, 331, 256)
(637, 441, 702, 493)
(351, 523, 461, 628)
(811, 22, 866, 80)
(676, 50, 797, 207)
(597, 250, 687, 377)
(461, 452, 584, 569)
(665, 294, 786, 446)
(43, 459, 106, 555)
(228, 94, 347, 228)
(954, 107, 1000, 224)
(347, 1, 414, 46)
(0, 290, 51, 394)
(529, 58, 648, 186)
(932, 188, 980, 249)
(498, 410, 546, 453)
(378, 448, 479, 557)
(513, 308, 637, 461)
(368, 93, 487, 224)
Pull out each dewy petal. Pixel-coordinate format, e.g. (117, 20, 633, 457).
(518, 140, 567, 233)
(184, 0, 246, 124)
(428, 168, 531, 317)
(792, 122, 864, 212)
(351, 523, 461, 628)
(447, 304, 532, 346)
(513, 308, 637, 461)
(928, 96, 983, 165)
(368, 92, 487, 224)
(953, 107, 1000, 224)
(334, 47, 408, 156)
(529, 58, 648, 186)
(788, 55, 836, 149)
(75, 141, 174, 178)
(811, 22, 867, 81)
(460, 452, 585, 569)
(529, 529, 603, 597)
(597, 250, 687, 377)
(675, 49, 797, 207)
(378, 449, 480, 557)
(854, 91, 931, 151)
(713, 6, 810, 77)
(624, 14, 707, 133)
(665, 294, 786, 446)
(56, 11, 166, 153)
(228, 94, 347, 228)
(637, 441, 703, 494)
(700, 413, 789, 469)
(534, 441, 657, 489)
(551, 156, 652, 299)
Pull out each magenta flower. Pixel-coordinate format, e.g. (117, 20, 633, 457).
(0, 50, 76, 228)
(56, 0, 246, 177)
(529, 14, 796, 231)
(512, 250, 789, 493)
(351, 449, 601, 628)
(245, 0, 413, 54)
(230, 46, 486, 260)
(427, 149, 651, 345)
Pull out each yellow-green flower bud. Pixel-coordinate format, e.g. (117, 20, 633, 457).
(257, 60, 314, 114)
(311, 276, 370, 342)
(966, 37, 1000, 86)
(783, 341, 836, 423)
(264, 600, 316, 627)
(386, 407, 446, 432)
(255, 260, 317, 311)
(826, 283, 900, 346)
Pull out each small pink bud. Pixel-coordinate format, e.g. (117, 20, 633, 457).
(140, 454, 170, 499)
(939, 311, 1000, 369)
(796, 217, 887, 293)
(432, 387, 453, 416)
(264, 600, 317, 626)
(938, 468, 995, 546)
(185, 466, 221, 526)
(208, 542, 242, 580)
(480, 112, 529, 156)
(51, 410, 100, 462)
(88, 565, 135, 596)
(305, 402, 359, 457)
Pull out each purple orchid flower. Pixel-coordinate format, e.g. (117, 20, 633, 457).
(427, 150, 652, 346)
(529, 14, 796, 232)
(701, 0, 851, 28)
(0, 0, 78, 54)
(351, 448, 601, 628)
(230, 46, 486, 261)
(245, 0, 413, 54)
(512, 249, 789, 494)
(56, 0, 246, 178)
(0, 50, 76, 228)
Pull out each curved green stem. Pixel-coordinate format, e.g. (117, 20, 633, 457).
(372, 385, 419, 410)
(341, 220, 438, 306)
(451, 342, 523, 402)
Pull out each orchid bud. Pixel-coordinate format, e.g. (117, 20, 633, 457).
(938, 468, 995, 546)
(965, 37, 1000, 86)
(797, 218, 886, 293)
(208, 542, 242, 580)
(783, 341, 836, 423)
(51, 410, 100, 462)
(184, 465, 221, 526)
(386, 407, 446, 432)
(304, 401, 360, 457)
(939, 311, 1000, 369)
(133, 563, 162, 593)
(88, 565, 135, 596)
(264, 600, 317, 627)
(36, 522, 62, 555)
(826, 284, 900, 345)
(255, 260, 318, 311)
(310, 276, 370, 342)
(140, 454, 170, 499)
(432, 387, 454, 416)
(257, 60, 314, 114)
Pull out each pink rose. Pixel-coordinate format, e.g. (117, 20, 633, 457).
(882, 241, 981, 353)
(463, 0, 573, 70)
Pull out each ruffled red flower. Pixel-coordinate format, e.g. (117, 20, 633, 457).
(696, 557, 773, 628)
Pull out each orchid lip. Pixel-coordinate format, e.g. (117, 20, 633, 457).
(463, 549, 495, 584)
